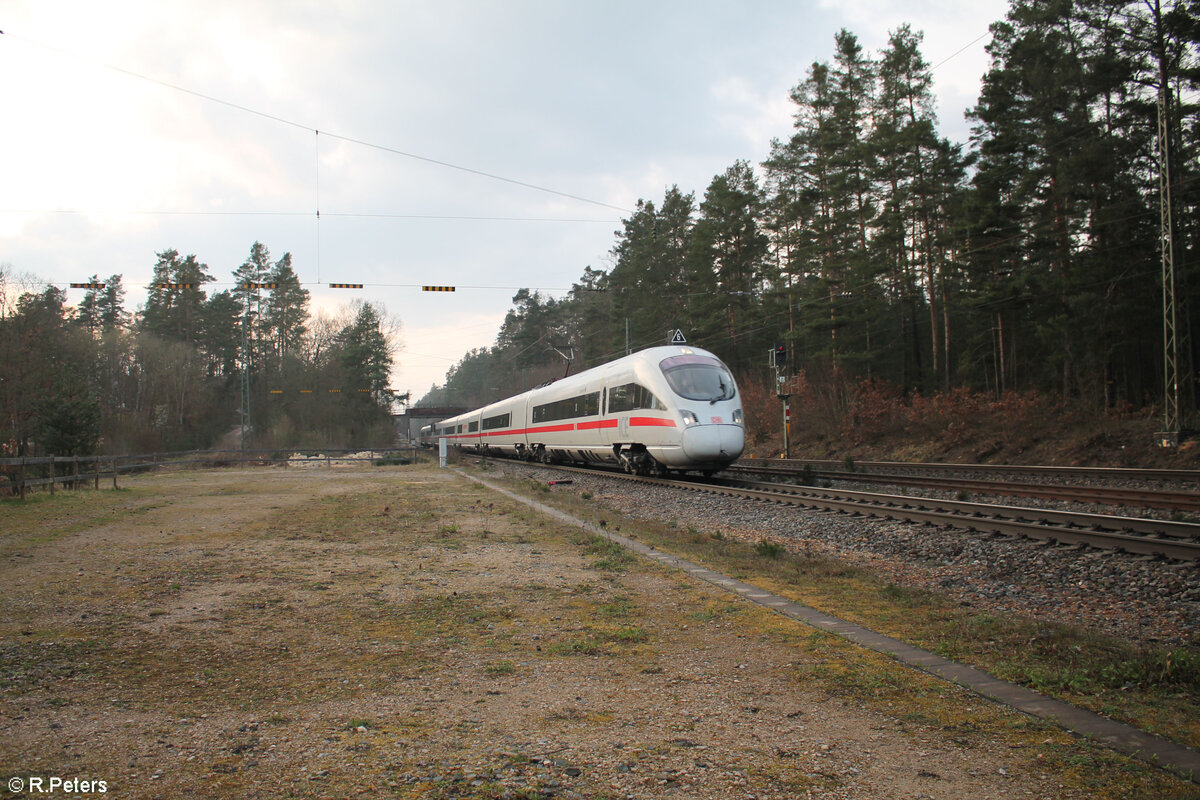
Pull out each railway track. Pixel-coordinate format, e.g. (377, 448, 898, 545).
(494, 459, 1200, 563)
(729, 459, 1200, 513)
(711, 475, 1200, 562)
(740, 457, 1200, 485)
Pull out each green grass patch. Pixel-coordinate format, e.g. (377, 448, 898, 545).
(596, 594, 637, 619)
(574, 532, 635, 572)
(546, 635, 605, 656)
(484, 660, 516, 676)
(547, 623, 650, 656)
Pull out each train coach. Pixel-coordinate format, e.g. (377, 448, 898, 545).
(424, 345, 745, 475)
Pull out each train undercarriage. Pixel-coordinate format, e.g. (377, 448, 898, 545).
(503, 442, 668, 476)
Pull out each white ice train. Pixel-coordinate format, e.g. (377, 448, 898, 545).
(424, 345, 745, 475)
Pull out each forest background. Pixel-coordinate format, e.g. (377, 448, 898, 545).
(4, 0, 1200, 461)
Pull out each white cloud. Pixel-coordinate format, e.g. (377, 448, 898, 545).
(711, 75, 795, 157)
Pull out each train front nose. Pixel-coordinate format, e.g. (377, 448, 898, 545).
(680, 423, 745, 463)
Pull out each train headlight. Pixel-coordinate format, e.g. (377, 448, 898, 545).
(732, 408, 743, 424)
(680, 409, 699, 426)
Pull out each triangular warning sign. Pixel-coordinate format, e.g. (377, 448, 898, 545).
(670, 329, 687, 344)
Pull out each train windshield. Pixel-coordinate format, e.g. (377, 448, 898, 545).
(660, 355, 737, 402)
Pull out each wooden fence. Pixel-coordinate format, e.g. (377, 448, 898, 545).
(0, 448, 428, 499)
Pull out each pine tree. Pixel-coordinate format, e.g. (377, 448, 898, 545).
(75, 276, 102, 337)
(964, 0, 1179, 404)
(873, 24, 961, 390)
(607, 188, 696, 352)
(688, 160, 770, 370)
(141, 250, 213, 345)
(263, 252, 310, 369)
(339, 301, 394, 398)
(231, 241, 274, 369)
(771, 40, 877, 373)
(97, 275, 127, 333)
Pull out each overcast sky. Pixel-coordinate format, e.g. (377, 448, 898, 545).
(0, 0, 1009, 400)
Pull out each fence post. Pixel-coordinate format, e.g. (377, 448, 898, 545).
(49, 456, 55, 495)
(112, 458, 119, 490)
(18, 458, 26, 500)
(94, 456, 100, 490)
(72, 456, 79, 490)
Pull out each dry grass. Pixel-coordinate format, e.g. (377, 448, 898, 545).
(0, 465, 1196, 799)
(521, 474, 1200, 751)
(482, 466, 1200, 798)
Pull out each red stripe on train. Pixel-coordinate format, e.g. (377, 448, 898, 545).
(444, 415, 674, 438)
(577, 419, 619, 431)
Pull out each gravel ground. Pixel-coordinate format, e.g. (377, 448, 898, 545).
(495, 463, 1200, 649)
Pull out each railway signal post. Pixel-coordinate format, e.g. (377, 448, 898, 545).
(770, 342, 790, 459)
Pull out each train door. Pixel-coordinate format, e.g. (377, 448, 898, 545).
(602, 367, 634, 447)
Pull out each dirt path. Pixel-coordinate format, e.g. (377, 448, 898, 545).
(0, 466, 1182, 799)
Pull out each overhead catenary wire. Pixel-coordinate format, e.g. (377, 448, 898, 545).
(57, 278, 582, 293)
(930, 30, 993, 72)
(0, 29, 635, 216)
(0, 208, 618, 223)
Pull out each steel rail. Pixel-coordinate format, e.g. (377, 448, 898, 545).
(726, 463, 1200, 512)
(740, 457, 1200, 485)
(709, 477, 1200, 560)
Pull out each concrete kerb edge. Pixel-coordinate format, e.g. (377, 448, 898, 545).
(454, 468, 1200, 785)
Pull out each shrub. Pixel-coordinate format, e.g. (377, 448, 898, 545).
(755, 539, 786, 559)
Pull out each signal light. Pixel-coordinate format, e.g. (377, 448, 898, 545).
(774, 342, 787, 367)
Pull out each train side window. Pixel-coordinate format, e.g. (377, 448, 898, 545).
(533, 391, 600, 423)
(608, 382, 665, 413)
(482, 413, 511, 430)
(607, 385, 624, 413)
(468, 421, 479, 432)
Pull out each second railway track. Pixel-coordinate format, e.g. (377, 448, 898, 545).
(730, 459, 1200, 513)
(712, 475, 1200, 562)
(494, 458, 1200, 563)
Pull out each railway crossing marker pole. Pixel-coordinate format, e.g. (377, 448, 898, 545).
(783, 398, 791, 459)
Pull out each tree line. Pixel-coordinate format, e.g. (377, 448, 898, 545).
(0, 242, 397, 456)
(422, 1, 1200, 431)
